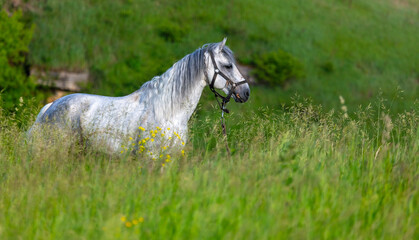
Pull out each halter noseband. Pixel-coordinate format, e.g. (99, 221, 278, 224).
(207, 50, 247, 114)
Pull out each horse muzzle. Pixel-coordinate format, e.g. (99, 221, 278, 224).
(232, 85, 250, 103)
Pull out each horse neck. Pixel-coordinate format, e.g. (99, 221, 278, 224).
(149, 66, 207, 125)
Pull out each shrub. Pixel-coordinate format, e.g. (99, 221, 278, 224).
(252, 49, 305, 87)
(0, 10, 35, 110)
(320, 61, 335, 74)
(156, 20, 188, 43)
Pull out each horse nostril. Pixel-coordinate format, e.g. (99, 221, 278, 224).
(245, 90, 250, 98)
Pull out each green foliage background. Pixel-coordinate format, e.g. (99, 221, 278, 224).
(0, 10, 35, 110)
(252, 49, 305, 86)
(23, 0, 419, 114)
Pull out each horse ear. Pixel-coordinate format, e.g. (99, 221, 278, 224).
(215, 37, 227, 53)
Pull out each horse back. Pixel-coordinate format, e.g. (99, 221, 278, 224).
(37, 93, 96, 125)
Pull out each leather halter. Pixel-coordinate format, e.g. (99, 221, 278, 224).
(207, 50, 247, 114)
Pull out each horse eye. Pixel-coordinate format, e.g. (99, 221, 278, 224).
(224, 64, 233, 69)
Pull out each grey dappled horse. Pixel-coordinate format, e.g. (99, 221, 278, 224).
(30, 38, 250, 154)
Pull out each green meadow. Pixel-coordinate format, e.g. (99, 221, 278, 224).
(0, 99, 417, 239)
(0, 0, 418, 239)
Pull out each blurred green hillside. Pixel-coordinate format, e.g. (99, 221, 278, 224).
(3, 0, 419, 113)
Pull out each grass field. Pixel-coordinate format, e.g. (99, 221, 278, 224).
(1, 0, 418, 239)
(0, 98, 417, 239)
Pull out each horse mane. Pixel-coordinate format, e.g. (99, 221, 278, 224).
(136, 43, 236, 117)
(164, 43, 236, 97)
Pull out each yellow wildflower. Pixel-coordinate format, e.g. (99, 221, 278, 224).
(162, 163, 165, 167)
(156, 126, 161, 130)
(129, 137, 133, 140)
(150, 138, 154, 142)
(125, 222, 132, 227)
(152, 133, 156, 137)
(138, 217, 144, 223)
(132, 219, 139, 225)
(168, 137, 172, 140)
(162, 146, 167, 150)
(165, 159, 170, 162)
(121, 150, 124, 154)
(181, 150, 185, 156)
(138, 126, 145, 131)
(167, 128, 170, 130)
(160, 154, 163, 158)
(181, 142, 185, 145)
(161, 133, 165, 137)
(120, 216, 127, 222)
(166, 154, 171, 159)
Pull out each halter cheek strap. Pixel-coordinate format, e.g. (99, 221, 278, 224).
(205, 50, 247, 156)
(207, 51, 247, 114)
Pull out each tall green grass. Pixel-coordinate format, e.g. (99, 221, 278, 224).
(0, 98, 417, 239)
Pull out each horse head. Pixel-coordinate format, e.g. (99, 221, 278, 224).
(204, 38, 250, 103)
